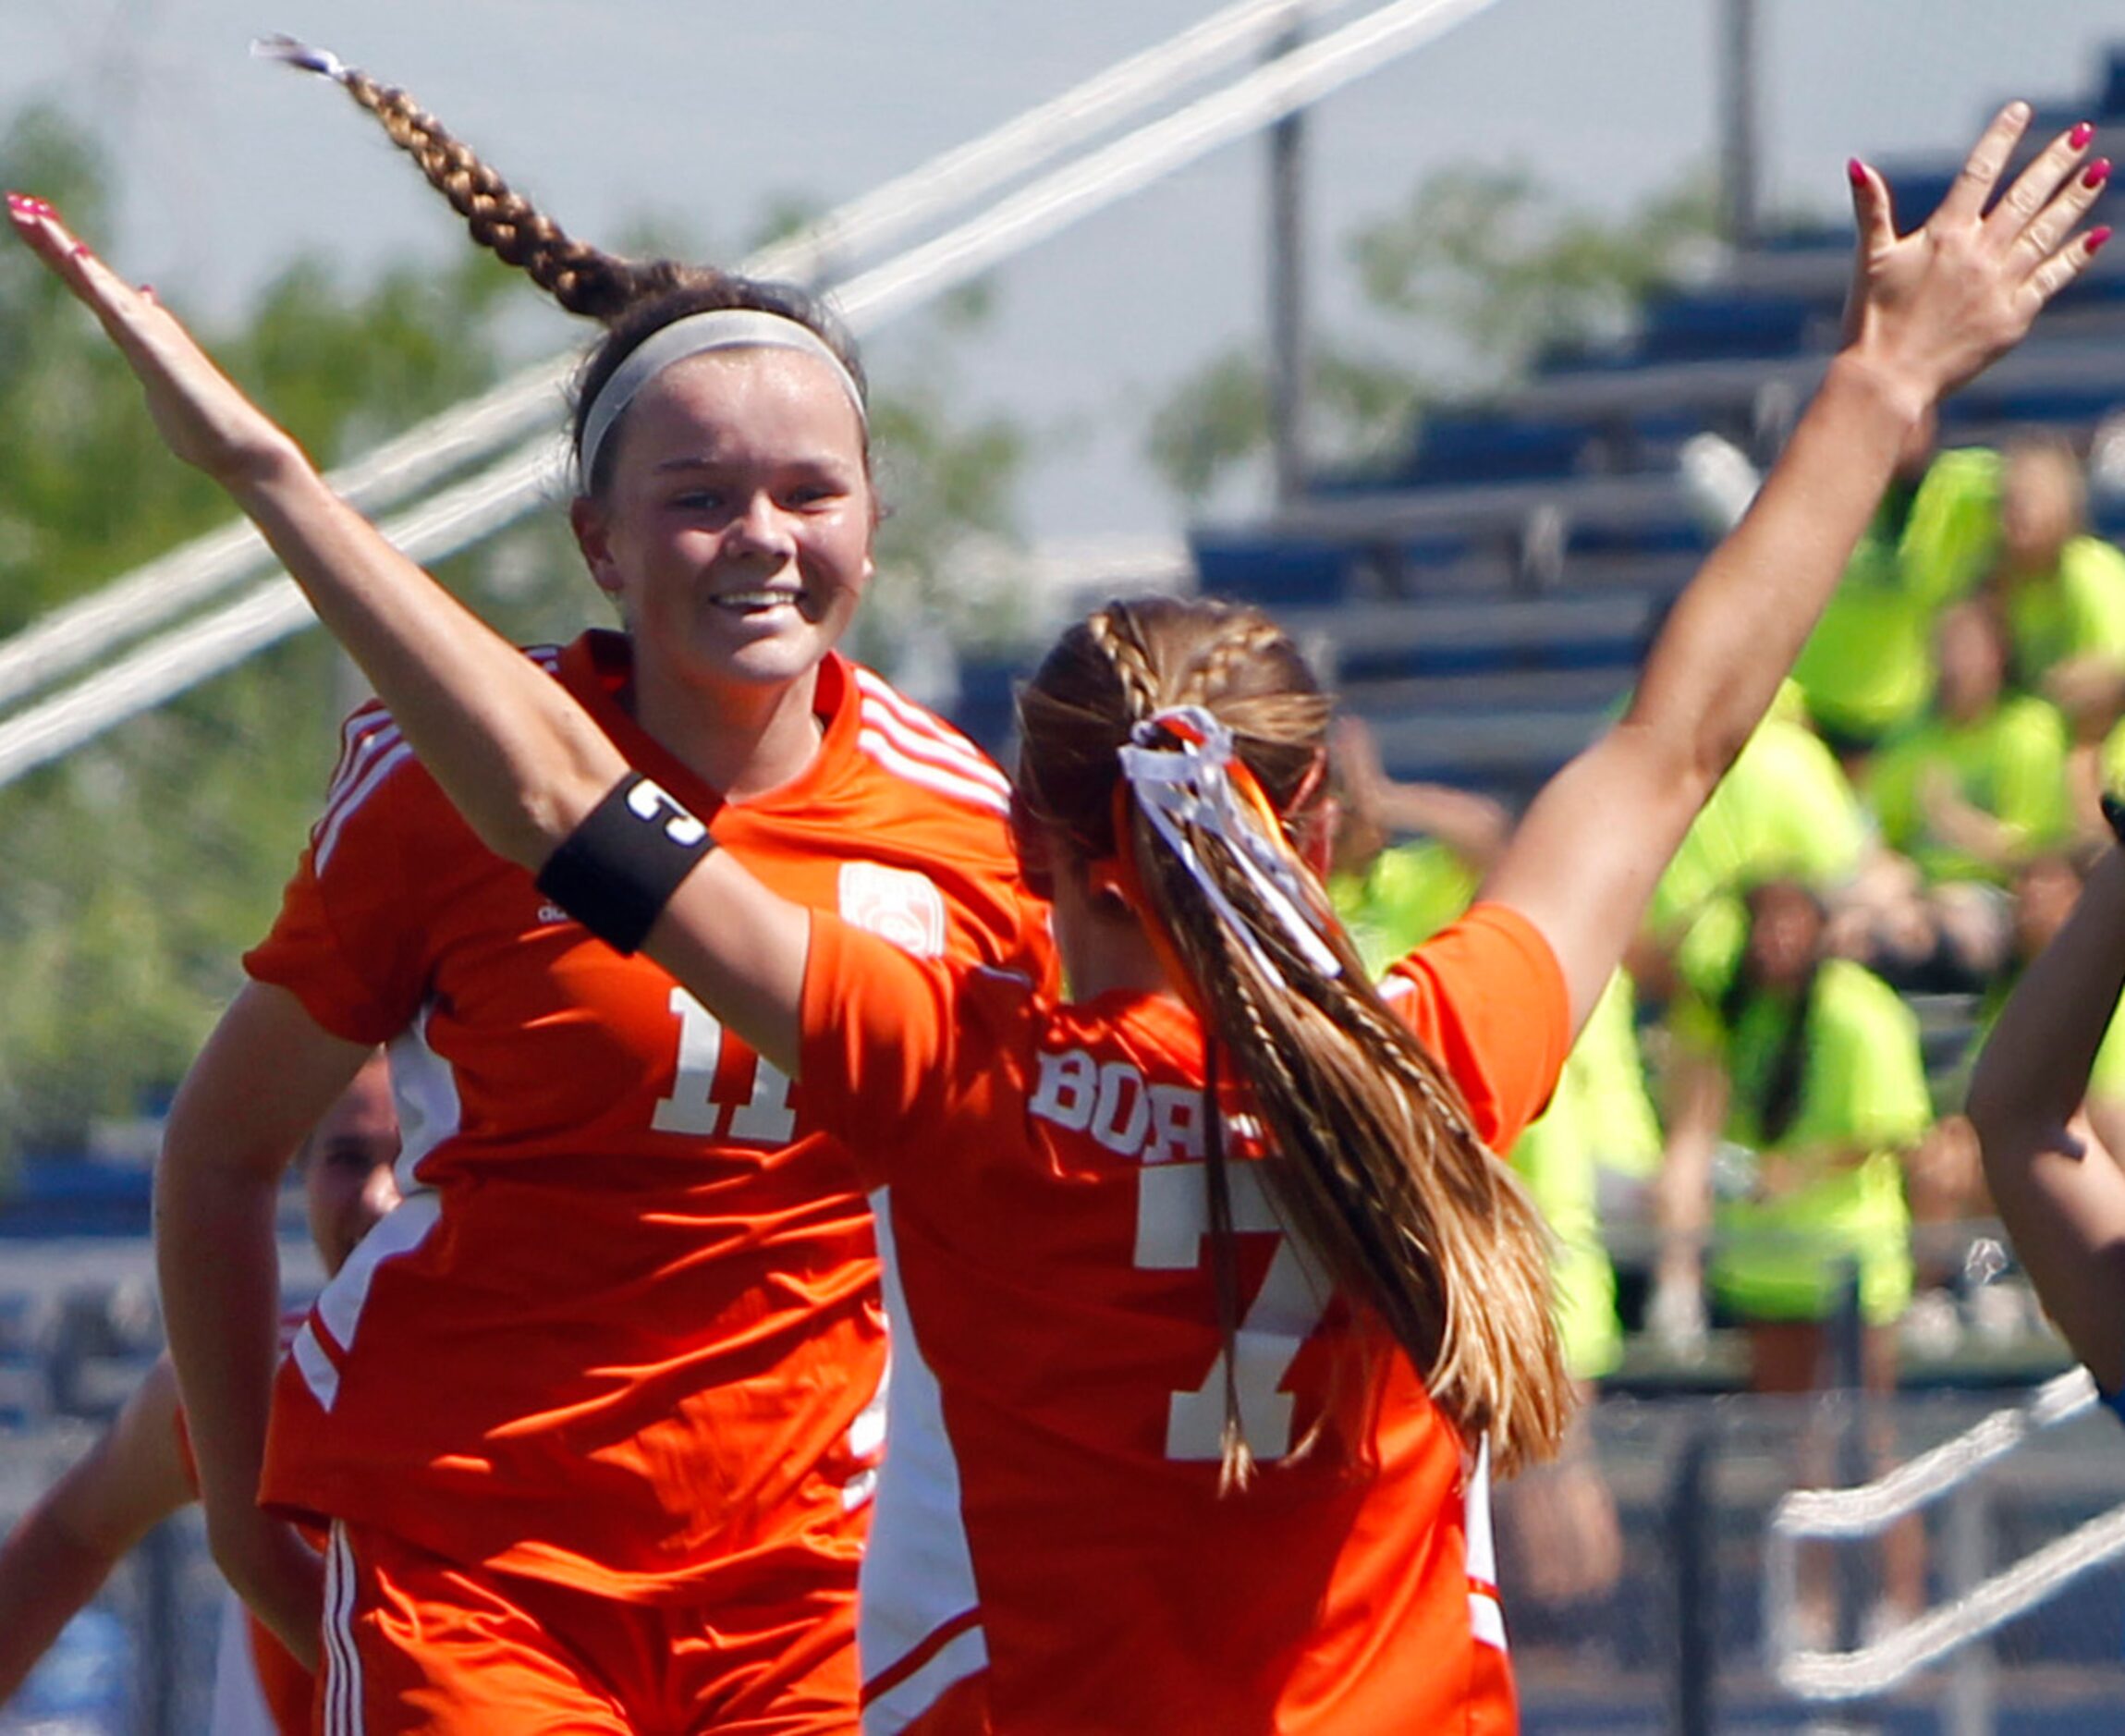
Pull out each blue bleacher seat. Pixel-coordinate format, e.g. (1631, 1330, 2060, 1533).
(1397, 415, 1595, 486)
(1940, 381, 2125, 428)
(1565, 518, 1711, 558)
(2099, 50, 2125, 118)
(1190, 535, 1350, 605)
(1637, 291, 1817, 363)
(946, 658, 1023, 763)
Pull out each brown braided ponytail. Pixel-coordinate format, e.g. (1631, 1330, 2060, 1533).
(261, 36, 870, 492)
(1015, 597, 1572, 1477)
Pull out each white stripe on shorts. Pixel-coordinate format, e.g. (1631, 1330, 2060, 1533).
(324, 1522, 363, 1735)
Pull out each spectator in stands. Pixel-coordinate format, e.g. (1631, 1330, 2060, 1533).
(1646, 681, 1870, 1004)
(1657, 876, 1932, 1635)
(1790, 428, 2000, 758)
(1872, 600, 2071, 886)
(0, 1056, 398, 1735)
(1852, 599, 2071, 994)
(1968, 818, 2125, 1412)
(1325, 715, 1508, 968)
(1329, 716, 1643, 1615)
(1987, 434, 2125, 730)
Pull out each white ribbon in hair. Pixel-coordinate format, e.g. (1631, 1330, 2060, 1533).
(577, 309, 868, 492)
(252, 34, 351, 84)
(1116, 705, 1341, 984)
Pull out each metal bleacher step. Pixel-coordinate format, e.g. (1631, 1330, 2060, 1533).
(1273, 592, 1658, 668)
(1511, 332, 2125, 433)
(1265, 469, 1692, 544)
(1336, 664, 1630, 715)
(1364, 705, 1609, 790)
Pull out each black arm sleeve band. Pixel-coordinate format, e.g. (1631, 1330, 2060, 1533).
(535, 773, 717, 955)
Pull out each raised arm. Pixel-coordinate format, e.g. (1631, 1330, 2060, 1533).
(1483, 107, 2106, 1029)
(0, 1357, 192, 1706)
(1967, 843, 2125, 1391)
(6, 196, 809, 1072)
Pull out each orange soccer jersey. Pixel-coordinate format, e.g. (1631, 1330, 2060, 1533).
(799, 901, 1571, 1735)
(245, 632, 1049, 1608)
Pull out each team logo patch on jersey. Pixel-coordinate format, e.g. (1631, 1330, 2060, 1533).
(840, 862, 947, 958)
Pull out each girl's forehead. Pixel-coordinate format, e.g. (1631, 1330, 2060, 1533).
(620, 348, 867, 454)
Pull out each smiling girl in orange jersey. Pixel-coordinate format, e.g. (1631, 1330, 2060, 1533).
(50, 48, 1047, 1736)
(15, 97, 2105, 1733)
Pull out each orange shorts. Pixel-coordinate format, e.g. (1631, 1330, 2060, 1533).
(317, 1522, 858, 1735)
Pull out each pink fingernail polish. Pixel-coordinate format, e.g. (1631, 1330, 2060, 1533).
(69, 242, 89, 258)
(2073, 121, 2097, 150)
(1848, 157, 1868, 188)
(2087, 158, 2113, 189)
(2089, 225, 2114, 255)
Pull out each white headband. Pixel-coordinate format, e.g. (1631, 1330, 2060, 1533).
(1117, 706, 1342, 985)
(576, 308, 867, 493)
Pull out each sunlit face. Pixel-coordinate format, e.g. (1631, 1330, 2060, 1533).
(570, 348, 876, 700)
(304, 1059, 402, 1279)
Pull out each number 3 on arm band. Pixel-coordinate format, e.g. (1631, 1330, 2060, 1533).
(536, 774, 717, 955)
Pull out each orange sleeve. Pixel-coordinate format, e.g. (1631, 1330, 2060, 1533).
(799, 911, 960, 1188)
(1380, 901, 1571, 1152)
(800, 911, 1040, 1189)
(242, 722, 463, 1045)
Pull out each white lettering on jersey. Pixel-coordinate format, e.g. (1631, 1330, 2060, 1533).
(1145, 1085, 1205, 1163)
(1134, 1162, 1330, 1461)
(651, 987, 798, 1143)
(1091, 1062, 1151, 1155)
(1030, 1054, 1207, 1165)
(1029, 1049, 1099, 1131)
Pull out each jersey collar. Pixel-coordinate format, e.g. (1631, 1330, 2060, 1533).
(557, 630, 861, 822)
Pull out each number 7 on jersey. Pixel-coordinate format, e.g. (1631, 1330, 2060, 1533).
(1134, 1162, 1330, 1461)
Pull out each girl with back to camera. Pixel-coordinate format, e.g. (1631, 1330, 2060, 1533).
(13, 98, 2102, 1732)
(92, 46, 1049, 1736)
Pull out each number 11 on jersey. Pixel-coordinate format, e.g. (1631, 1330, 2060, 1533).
(652, 987, 798, 1142)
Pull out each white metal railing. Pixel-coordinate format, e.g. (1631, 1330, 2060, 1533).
(0, 0, 1504, 787)
(0, 0, 1337, 717)
(0, 0, 1496, 790)
(1765, 1367, 2125, 1704)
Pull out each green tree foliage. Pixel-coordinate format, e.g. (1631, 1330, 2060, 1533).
(1148, 346, 1427, 506)
(1350, 162, 1718, 378)
(0, 107, 521, 1156)
(1145, 161, 1716, 504)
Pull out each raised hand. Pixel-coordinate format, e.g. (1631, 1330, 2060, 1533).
(1846, 104, 2109, 408)
(5, 193, 305, 496)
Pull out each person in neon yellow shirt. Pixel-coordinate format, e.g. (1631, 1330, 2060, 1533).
(1990, 435, 2125, 719)
(1868, 600, 2070, 886)
(1652, 682, 1870, 1001)
(1329, 718, 1653, 1608)
(1663, 877, 1932, 1632)
(1792, 437, 2001, 750)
